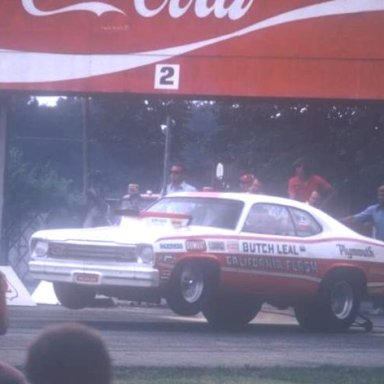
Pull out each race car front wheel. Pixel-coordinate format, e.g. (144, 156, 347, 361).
(202, 295, 262, 330)
(53, 282, 96, 310)
(166, 260, 219, 316)
(294, 271, 363, 332)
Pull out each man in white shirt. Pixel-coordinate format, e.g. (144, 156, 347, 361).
(166, 164, 196, 194)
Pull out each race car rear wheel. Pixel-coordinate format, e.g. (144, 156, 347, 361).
(166, 260, 218, 316)
(294, 272, 363, 332)
(53, 282, 96, 310)
(202, 296, 262, 330)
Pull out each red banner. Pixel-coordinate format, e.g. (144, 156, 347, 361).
(1, 0, 384, 99)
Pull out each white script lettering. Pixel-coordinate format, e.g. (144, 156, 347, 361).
(135, 0, 254, 20)
(21, 0, 125, 16)
(22, 0, 254, 20)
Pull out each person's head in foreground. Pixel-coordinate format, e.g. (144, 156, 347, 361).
(25, 323, 112, 384)
(0, 360, 27, 384)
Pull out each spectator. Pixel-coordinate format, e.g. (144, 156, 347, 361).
(166, 165, 196, 194)
(25, 323, 112, 384)
(239, 173, 263, 194)
(248, 178, 263, 194)
(83, 171, 112, 227)
(342, 184, 384, 242)
(121, 183, 142, 211)
(342, 184, 384, 314)
(0, 361, 27, 384)
(288, 157, 334, 203)
(306, 190, 322, 208)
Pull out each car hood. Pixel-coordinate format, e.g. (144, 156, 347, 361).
(31, 217, 235, 245)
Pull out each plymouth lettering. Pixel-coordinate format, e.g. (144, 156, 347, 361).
(336, 244, 375, 258)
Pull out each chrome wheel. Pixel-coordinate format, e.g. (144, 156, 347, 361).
(330, 280, 354, 320)
(180, 264, 204, 304)
(166, 261, 218, 316)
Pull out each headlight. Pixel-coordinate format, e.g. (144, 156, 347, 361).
(137, 245, 154, 264)
(33, 240, 49, 258)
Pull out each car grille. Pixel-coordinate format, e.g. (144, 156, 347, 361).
(48, 242, 138, 262)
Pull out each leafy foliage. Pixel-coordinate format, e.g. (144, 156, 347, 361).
(4, 147, 81, 225)
(6, 95, 384, 223)
(209, 100, 384, 210)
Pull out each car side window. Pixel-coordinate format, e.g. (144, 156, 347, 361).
(242, 204, 295, 236)
(290, 208, 322, 237)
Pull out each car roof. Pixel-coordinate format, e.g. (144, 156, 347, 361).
(162, 191, 358, 236)
(164, 191, 309, 208)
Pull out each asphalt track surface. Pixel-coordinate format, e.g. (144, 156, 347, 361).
(1, 303, 384, 369)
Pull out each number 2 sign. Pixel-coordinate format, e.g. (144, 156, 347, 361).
(154, 64, 180, 90)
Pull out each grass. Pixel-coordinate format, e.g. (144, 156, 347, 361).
(114, 366, 384, 384)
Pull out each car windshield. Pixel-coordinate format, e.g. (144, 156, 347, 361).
(146, 197, 244, 230)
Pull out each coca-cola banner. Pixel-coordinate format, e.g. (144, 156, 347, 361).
(1, 0, 384, 99)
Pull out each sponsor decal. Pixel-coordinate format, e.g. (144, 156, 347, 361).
(2, 0, 384, 89)
(159, 243, 183, 251)
(242, 241, 305, 256)
(227, 241, 239, 252)
(208, 241, 226, 251)
(226, 255, 318, 274)
(149, 218, 169, 226)
(336, 244, 375, 258)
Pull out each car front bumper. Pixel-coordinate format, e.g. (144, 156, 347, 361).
(29, 259, 160, 288)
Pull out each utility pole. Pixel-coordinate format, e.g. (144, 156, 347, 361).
(161, 115, 172, 196)
(81, 96, 90, 197)
(0, 96, 8, 265)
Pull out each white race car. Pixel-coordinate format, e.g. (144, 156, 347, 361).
(29, 192, 384, 332)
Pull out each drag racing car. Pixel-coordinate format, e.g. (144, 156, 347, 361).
(29, 192, 384, 332)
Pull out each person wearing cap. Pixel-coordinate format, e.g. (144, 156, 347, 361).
(166, 165, 196, 194)
(288, 157, 334, 203)
(239, 173, 263, 194)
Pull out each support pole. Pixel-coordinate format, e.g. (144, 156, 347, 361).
(0, 96, 8, 265)
(161, 115, 172, 196)
(81, 96, 90, 197)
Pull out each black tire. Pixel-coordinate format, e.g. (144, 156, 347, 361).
(166, 260, 218, 316)
(202, 296, 262, 331)
(53, 282, 96, 310)
(295, 272, 363, 332)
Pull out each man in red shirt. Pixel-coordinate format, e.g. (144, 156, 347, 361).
(288, 158, 334, 203)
